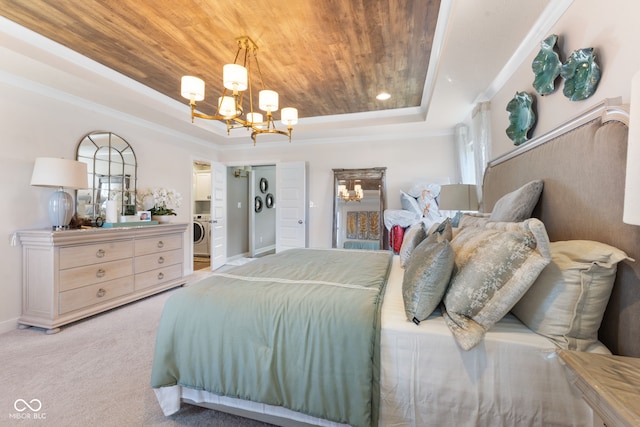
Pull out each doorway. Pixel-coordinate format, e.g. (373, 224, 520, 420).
(193, 161, 211, 270)
(226, 164, 276, 260)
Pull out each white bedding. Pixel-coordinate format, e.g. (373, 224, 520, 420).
(154, 255, 604, 426)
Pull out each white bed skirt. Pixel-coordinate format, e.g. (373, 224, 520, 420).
(154, 255, 604, 426)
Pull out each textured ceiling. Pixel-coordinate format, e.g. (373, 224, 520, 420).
(1, 0, 440, 121)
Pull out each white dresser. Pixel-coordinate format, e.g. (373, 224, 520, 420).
(17, 223, 188, 333)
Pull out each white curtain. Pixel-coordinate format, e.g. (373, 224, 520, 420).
(454, 123, 475, 184)
(471, 102, 491, 201)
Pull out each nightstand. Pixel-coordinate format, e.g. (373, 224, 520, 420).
(558, 350, 640, 427)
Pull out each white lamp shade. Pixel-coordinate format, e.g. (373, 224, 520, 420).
(246, 112, 263, 125)
(30, 157, 88, 189)
(438, 184, 479, 211)
(181, 76, 205, 101)
(223, 64, 248, 91)
(259, 90, 279, 112)
(218, 96, 238, 118)
(624, 70, 640, 225)
(281, 107, 298, 126)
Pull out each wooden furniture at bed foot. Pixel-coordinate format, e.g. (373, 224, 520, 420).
(559, 350, 640, 427)
(17, 223, 188, 334)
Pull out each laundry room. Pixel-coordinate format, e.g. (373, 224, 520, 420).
(193, 161, 211, 270)
(192, 162, 277, 271)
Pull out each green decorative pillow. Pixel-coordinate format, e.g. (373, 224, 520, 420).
(402, 227, 455, 324)
(512, 240, 630, 351)
(399, 222, 427, 267)
(443, 218, 551, 350)
(489, 180, 543, 222)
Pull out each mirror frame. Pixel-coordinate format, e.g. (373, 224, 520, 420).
(332, 167, 387, 250)
(75, 131, 138, 221)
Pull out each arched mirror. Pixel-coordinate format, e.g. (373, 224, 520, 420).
(332, 167, 387, 250)
(75, 131, 137, 221)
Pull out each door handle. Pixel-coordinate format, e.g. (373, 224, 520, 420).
(211, 220, 218, 224)
(298, 220, 303, 224)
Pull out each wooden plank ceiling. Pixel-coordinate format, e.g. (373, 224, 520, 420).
(1, 0, 440, 120)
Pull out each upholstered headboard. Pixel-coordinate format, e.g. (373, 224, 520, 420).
(483, 100, 640, 357)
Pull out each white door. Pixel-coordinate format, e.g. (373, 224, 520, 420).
(276, 161, 307, 252)
(210, 162, 227, 269)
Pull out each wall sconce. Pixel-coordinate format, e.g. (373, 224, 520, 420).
(30, 157, 88, 230)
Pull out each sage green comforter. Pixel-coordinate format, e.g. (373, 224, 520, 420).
(151, 248, 392, 427)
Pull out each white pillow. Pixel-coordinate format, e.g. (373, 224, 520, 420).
(407, 183, 441, 217)
(511, 240, 630, 351)
(400, 191, 422, 217)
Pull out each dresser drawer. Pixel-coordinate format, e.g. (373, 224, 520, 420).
(135, 234, 182, 256)
(59, 259, 134, 292)
(60, 240, 133, 269)
(135, 248, 182, 273)
(59, 276, 134, 314)
(135, 263, 183, 291)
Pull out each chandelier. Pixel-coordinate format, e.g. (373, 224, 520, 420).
(180, 36, 298, 145)
(339, 181, 364, 202)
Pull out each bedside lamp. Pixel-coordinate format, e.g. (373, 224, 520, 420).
(30, 157, 88, 230)
(438, 184, 479, 226)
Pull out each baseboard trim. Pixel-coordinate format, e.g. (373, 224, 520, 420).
(0, 317, 19, 335)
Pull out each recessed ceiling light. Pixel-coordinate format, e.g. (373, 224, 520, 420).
(376, 92, 391, 101)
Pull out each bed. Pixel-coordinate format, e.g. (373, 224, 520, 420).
(151, 99, 640, 426)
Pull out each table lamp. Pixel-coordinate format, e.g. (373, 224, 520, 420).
(438, 184, 479, 226)
(30, 157, 88, 230)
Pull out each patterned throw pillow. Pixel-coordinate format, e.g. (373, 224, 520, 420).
(402, 231, 455, 324)
(443, 218, 551, 350)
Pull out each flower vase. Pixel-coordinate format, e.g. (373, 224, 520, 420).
(152, 215, 173, 224)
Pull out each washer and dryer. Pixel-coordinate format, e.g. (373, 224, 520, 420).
(193, 214, 210, 257)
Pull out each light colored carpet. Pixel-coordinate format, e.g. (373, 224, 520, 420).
(0, 272, 274, 427)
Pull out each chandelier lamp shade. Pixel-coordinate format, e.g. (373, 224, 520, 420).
(339, 181, 364, 202)
(180, 36, 298, 145)
(30, 157, 88, 230)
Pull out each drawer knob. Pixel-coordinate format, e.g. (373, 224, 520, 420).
(158, 256, 165, 264)
(96, 249, 105, 258)
(96, 268, 106, 278)
(96, 288, 106, 298)
(157, 241, 164, 249)
(157, 272, 164, 280)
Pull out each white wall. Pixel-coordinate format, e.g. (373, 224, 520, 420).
(0, 77, 218, 333)
(490, 0, 640, 158)
(219, 134, 456, 248)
